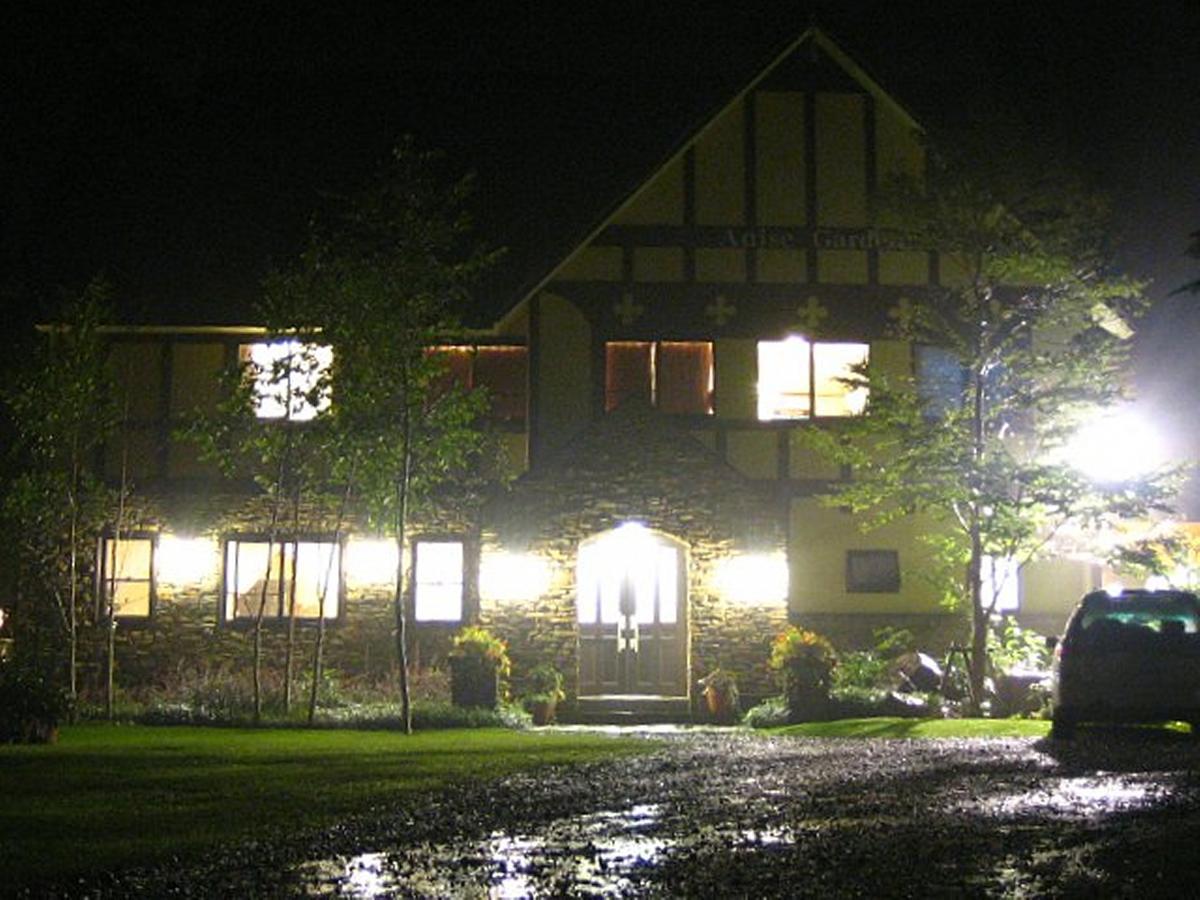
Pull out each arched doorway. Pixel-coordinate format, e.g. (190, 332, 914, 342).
(576, 523, 687, 696)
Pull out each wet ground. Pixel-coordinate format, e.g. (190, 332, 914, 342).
(70, 727, 1200, 897)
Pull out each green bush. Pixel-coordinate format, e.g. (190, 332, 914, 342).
(0, 662, 70, 743)
(743, 696, 790, 729)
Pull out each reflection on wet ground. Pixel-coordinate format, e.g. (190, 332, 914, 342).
(92, 729, 1200, 897)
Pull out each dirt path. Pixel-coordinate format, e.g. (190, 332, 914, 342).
(73, 728, 1200, 897)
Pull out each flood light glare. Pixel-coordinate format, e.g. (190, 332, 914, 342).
(346, 539, 398, 586)
(157, 535, 218, 585)
(714, 554, 789, 604)
(479, 552, 552, 602)
(1068, 410, 1165, 483)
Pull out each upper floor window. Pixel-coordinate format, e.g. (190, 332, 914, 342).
(845, 549, 900, 593)
(757, 336, 868, 420)
(240, 341, 332, 422)
(915, 345, 965, 418)
(413, 540, 464, 622)
(99, 535, 155, 618)
(223, 538, 341, 621)
(427, 345, 527, 420)
(605, 341, 714, 415)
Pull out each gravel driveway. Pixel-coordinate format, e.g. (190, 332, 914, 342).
(72, 727, 1200, 897)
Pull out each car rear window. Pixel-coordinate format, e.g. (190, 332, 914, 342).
(1079, 600, 1200, 635)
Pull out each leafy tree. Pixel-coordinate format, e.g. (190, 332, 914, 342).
(267, 139, 500, 732)
(804, 131, 1179, 710)
(182, 337, 332, 722)
(3, 280, 119, 713)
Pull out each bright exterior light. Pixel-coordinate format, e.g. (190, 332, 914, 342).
(713, 553, 789, 605)
(157, 535, 218, 586)
(1144, 574, 1171, 591)
(345, 539, 398, 587)
(479, 552, 552, 602)
(1067, 408, 1166, 483)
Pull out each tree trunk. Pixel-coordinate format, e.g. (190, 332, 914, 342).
(308, 479, 354, 726)
(393, 400, 414, 735)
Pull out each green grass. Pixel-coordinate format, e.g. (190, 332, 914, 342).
(769, 717, 1052, 739)
(0, 724, 653, 886)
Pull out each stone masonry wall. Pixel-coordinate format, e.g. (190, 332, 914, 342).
(481, 406, 789, 701)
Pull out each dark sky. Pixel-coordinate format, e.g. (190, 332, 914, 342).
(4, 1, 1196, 315)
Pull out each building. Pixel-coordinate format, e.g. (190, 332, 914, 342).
(91, 28, 1109, 714)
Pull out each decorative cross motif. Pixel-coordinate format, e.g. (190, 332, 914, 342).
(705, 293, 737, 326)
(613, 291, 644, 325)
(796, 296, 828, 333)
(887, 296, 916, 332)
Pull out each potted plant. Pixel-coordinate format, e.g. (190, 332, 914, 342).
(521, 663, 566, 725)
(698, 667, 740, 724)
(448, 625, 511, 709)
(769, 626, 837, 722)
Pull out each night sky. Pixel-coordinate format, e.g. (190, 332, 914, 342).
(3, 2, 1198, 448)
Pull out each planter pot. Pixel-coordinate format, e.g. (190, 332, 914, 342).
(450, 656, 499, 709)
(527, 698, 558, 726)
(703, 686, 738, 724)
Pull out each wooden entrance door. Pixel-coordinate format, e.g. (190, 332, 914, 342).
(577, 525, 687, 696)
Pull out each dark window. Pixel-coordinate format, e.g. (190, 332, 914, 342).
(605, 341, 713, 414)
(846, 550, 900, 593)
(915, 345, 965, 418)
(427, 345, 527, 421)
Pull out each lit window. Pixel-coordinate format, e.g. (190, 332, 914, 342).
(982, 555, 1020, 613)
(846, 550, 900, 593)
(414, 541, 464, 622)
(240, 341, 332, 421)
(426, 345, 528, 420)
(99, 535, 154, 617)
(223, 538, 341, 621)
(605, 341, 713, 415)
(757, 336, 867, 420)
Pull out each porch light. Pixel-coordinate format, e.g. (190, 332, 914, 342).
(346, 539, 399, 586)
(479, 552, 552, 602)
(156, 535, 218, 586)
(714, 553, 788, 604)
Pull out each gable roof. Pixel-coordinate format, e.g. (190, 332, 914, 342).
(497, 26, 921, 329)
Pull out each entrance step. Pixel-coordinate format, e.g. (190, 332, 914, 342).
(568, 694, 693, 725)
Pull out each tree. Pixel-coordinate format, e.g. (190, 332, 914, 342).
(182, 338, 331, 723)
(3, 280, 119, 712)
(268, 139, 500, 732)
(804, 130, 1179, 711)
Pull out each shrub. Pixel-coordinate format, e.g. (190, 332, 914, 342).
(769, 627, 838, 722)
(520, 663, 565, 705)
(743, 695, 790, 729)
(0, 662, 71, 743)
(449, 626, 511, 708)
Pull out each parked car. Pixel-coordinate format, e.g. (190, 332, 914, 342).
(1049, 588, 1200, 739)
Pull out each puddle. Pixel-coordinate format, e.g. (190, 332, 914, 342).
(294, 804, 672, 897)
(966, 773, 1174, 820)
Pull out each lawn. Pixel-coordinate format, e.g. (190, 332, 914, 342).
(771, 717, 1052, 739)
(0, 724, 653, 887)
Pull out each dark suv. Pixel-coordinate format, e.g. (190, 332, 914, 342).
(1050, 589, 1200, 739)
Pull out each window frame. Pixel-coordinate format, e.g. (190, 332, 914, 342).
(97, 532, 157, 620)
(221, 534, 344, 625)
(845, 549, 901, 594)
(412, 538, 467, 624)
(603, 340, 715, 416)
(757, 335, 869, 421)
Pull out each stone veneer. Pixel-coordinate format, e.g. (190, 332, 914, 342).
(86, 486, 479, 700)
(480, 406, 790, 701)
